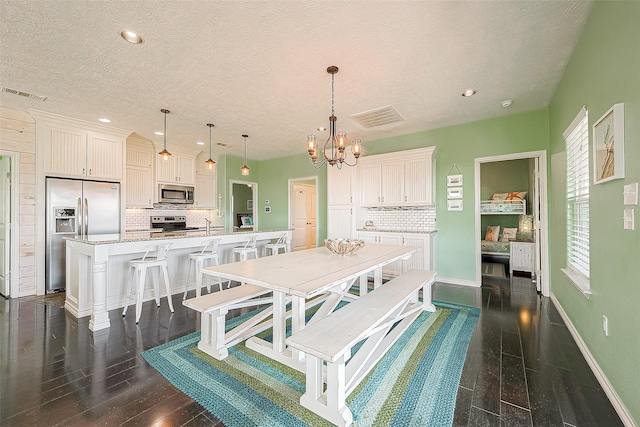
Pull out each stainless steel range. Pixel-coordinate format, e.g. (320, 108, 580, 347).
(151, 216, 200, 234)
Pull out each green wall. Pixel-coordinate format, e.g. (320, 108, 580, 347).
(258, 152, 327, 238)
(548, 1, 640, 422)
(217, 152, 327, 242)
(364, 109, 549, 281)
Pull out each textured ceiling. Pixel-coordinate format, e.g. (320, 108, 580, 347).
(0, 0, 593, 161)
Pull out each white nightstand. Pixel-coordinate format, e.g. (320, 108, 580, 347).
(510, 241, 534, 276)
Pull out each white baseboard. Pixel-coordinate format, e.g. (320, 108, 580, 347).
(550, 294, 636, 427)
(436, 276, 479, 288)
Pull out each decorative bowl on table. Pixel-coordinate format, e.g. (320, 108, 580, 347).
(324, 238, 365, 255)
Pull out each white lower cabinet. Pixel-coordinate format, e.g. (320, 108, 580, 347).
(510, 241, 534, 275)
(357, 231, 432, 277)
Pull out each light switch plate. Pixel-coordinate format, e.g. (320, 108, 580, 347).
(265, 206, 271, 213)
(623, 182, 638, 205)
(624, 208, 634, 230)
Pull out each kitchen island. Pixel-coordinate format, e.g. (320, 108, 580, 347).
(64, 228, 292, 332)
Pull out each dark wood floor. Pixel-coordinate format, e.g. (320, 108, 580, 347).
(0, 276, 624, 426)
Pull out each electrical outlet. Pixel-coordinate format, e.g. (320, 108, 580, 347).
(602, 315, 609, 336)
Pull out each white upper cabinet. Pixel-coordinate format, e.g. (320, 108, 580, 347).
(157, 154, 196, 185)
(359, 160, 382, 205)
(381, 160, 404, 205)
(327, 163, 354, 205)
(404, 156, 433, 205)
(87, 131, 124, 180)
(33, 111, 129, 181)
(359, 147, 436, 207)
(193, 152, 217, 208)
(125, 136, 154, 208)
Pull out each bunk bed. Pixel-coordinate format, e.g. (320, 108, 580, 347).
(480, 194, 527, 275)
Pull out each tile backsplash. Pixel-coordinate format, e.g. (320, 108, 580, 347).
(126, 208, 219, 230)
(365, 206, 436, 232)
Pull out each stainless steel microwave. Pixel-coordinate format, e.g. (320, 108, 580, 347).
(158, 184, 194, 204)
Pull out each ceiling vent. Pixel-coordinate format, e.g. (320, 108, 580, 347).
(1, 86, 47, 101)
(350, 105, 405, 128)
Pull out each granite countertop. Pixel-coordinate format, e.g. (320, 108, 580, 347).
(356, 228, 437, 234)
(65, 228, 292, 245)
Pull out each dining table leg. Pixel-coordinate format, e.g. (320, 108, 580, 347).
(271, 291, 287, 353)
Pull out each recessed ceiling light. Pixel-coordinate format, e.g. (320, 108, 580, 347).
(120, 30, 144, 44)
(155, 131, 164, 136)
(196, 141, 205, 145)
(317, 126, 326, 132)
(462, 89, 477, 97)
(98, 118, 111, 123)
(501, 100, 513, 108)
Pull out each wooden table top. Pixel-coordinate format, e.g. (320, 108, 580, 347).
(202, 244, 416, 298)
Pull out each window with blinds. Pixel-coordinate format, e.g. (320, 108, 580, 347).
(563, 107, 589, 280)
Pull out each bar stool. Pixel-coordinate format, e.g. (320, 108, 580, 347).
(232, 235, 258, 261)
(183, 239, 227, 300)
(122, 243, 174, 324)
(265, 233, 288, 256)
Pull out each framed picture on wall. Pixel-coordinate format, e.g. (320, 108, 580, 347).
(447, 174, 463, 186)
(447, 200, 463, 211)
(447, 187, 463, 199)
(593, 103, 624, 184)
(247, 200, 253, 210)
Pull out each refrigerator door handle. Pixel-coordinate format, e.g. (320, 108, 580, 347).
(84, 198, 89, 236)
(76, 198, 82, 237)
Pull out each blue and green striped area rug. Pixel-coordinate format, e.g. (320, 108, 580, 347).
(142, 300, 479, 426)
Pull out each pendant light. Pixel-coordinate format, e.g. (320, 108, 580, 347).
(306, 66, 362, 169)
(241, 134, 250, 176)
(158, 109, 172, 161)
(205, 123, 216, 170)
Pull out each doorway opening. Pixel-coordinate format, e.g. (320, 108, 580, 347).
(474, 150, 549, 296)
(0, 152, 19, 298)
(230, 180, 257, 231)
(289, 177, 318, 251)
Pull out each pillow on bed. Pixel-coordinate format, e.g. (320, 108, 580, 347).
(501, 227, 518, 242)
(491, 193, 508, 203)
(485, 225, 500, 242)
(505, 191, 527, 202)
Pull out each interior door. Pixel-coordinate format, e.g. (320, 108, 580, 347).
(307, 186, 317, 248)
(0, 157, 10, 296)
(291, 183, 317, 251)
(533, 157, 542, 292)
(292, 186, 308, 251)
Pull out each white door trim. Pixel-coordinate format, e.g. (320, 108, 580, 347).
(288, 176, 319, 248)
(474, 150, 549, 296)
(0, 150, 20, 298)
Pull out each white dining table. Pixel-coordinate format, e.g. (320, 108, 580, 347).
(201, 244, 417, 371)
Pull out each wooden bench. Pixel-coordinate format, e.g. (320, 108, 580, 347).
(286, 269, 437, 427)
(183, 284, 273, 360)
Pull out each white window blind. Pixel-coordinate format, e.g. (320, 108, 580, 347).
(564, 107, 589, 279)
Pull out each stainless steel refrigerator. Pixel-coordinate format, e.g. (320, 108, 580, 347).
(45, 178, 120, 293)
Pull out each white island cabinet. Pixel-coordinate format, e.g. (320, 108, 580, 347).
(65, 229, 292, 331)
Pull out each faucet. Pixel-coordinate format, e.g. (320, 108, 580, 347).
(204, 218, 211, 233)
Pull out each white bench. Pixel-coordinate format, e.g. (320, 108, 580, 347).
(286, 269, 437, 427)
(183, 284, 273, 360)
